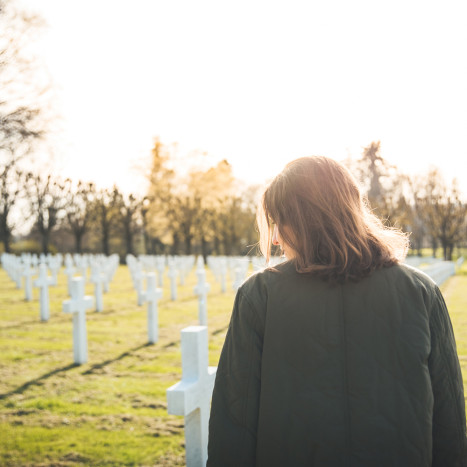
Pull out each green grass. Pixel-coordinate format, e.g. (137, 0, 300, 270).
(0, 264, 235, 466)
(0, 260, 466, 466)
(440, 263, 467, 367)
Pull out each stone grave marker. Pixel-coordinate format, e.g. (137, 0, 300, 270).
(14, 257, 22, 289)
(167, 261, 178, 301)
(74, 255, 88, 280)
(22, 256, 35, 302)
(135, 265, 145, 306)
(167, 326, 217, 467)
(232, 266, 245, 291)
(64, 254, 75, 296)
(193, 260, 210, 326)
(102, 254, 119, 292)
(63, 277, 94, 364)
(48, 255, 62, 286)
(218, 258, 227, 293)
(33, 263, 54, 322)
(140, 272, 163, 344)
(90, 263, 104, 312)
(156, 256, 166, 287)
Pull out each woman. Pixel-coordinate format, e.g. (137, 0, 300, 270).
(207, 156, 466, 466)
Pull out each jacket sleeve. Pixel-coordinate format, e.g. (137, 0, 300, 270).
(207, 288, 264, 467)
(429, 286, 467, 467)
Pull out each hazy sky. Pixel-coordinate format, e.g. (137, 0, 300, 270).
(20, 0, 467, 194)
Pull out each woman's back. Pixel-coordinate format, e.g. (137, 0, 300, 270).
(208, 261, 466, 466)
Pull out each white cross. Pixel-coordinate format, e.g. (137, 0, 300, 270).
(219, 263, 227, 293)
(178, 256, 193, 286)
(14, 260, 22, 289)
(90, 264, 104, 312)
(63, 277, 94, 364)
(33, 263, 54, 322)
(48, 257, 61, 286)
(156, 257, 165, 287)
(22, 258, 35, 302)
(167, 264, 178, 301)
(102, 264, 111, 293)
(193, 268, 210, 326)
(133, 266, 145, 306)
(140, 272, 163, 344)
(64, 255, 75, 296)
(167, 326, 217, 467)
(75, 256, 88, 281)
(232, 266, 245, 291)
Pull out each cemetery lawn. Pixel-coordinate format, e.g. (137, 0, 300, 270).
(0, 265, 235, 466)
(0, 262, 466, 466)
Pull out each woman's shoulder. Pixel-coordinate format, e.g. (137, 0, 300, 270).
(242, 259, 295, 288)
(383, 262, 440, 290)
(236, 260, 296, 309)
(373, 262, 442, 309)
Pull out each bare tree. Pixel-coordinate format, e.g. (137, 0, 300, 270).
(116, 191, 142, 257)
(0, 0, 48, 251)
(93, 187, 120, 256)
(418, 169, 466, 261)
(64, 180, 95, 253)
(27, 173, 66, 253)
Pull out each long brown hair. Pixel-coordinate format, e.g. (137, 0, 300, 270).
(258, 156, 409, 282)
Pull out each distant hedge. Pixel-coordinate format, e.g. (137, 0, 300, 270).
(5, 241, 58, 255)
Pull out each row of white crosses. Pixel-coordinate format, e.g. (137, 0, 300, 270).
(127, 254, 216, 466)
(208, 256, 258, 292)
(1, 253, 59, 321)
(1, 252, 120, 326)
(127, 255, 196, 303)
(1, 253, 61, 292)
(206, 257, 228, 293)
(423, 261, 456, 286)
(58, 255, 206, 367)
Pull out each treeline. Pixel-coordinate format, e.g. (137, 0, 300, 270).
(1, 139, 466, 262)
(0, 139, 260, 260)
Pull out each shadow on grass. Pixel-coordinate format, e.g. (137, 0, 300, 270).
(0, 315, 71, 330)
(0, 319, 45, 330)
(82, 343, 152, 375)
(0, 363, 78, 400)
(212, 325, 228, 336)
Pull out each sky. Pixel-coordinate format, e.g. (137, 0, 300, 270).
(18, 0, 467, 194)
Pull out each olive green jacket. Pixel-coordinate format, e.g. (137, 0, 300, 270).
(207, 261, 467, 466)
